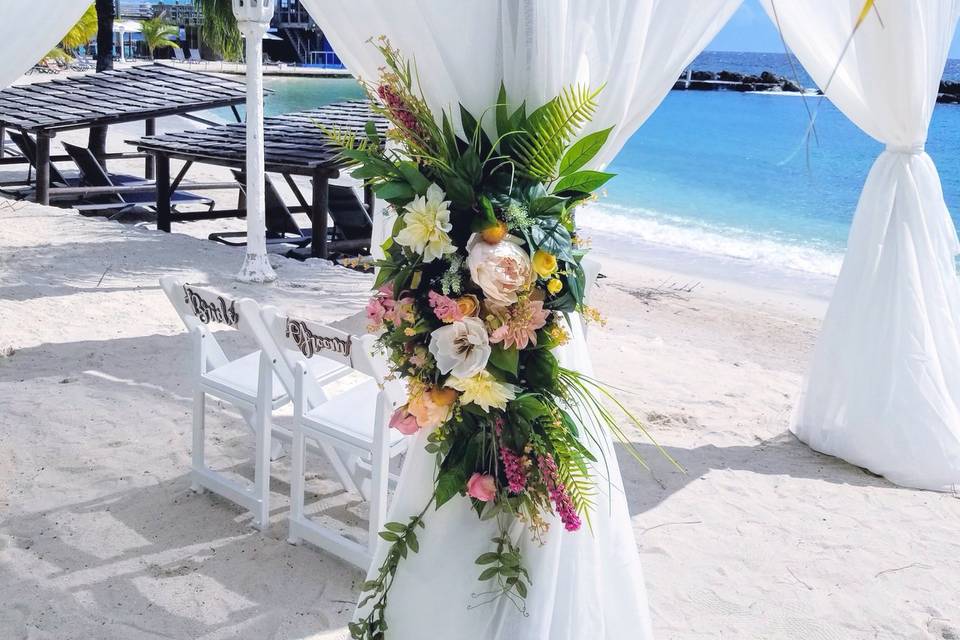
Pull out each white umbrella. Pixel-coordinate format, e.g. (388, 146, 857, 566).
(113, 20, 142, 63)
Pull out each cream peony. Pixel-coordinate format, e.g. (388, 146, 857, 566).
(466, 234, 534, 305)
(394, 183, 456, 262)
(428, 316, 491, 379)
(445, 370, 518, 412)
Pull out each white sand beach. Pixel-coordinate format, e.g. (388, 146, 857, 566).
(2, 181, 959, 640)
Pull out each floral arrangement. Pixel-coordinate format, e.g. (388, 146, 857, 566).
(327, 40, 666, 640)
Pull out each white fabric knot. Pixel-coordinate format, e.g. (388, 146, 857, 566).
(885, 143, 926, 155)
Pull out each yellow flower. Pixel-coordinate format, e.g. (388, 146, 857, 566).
(532, 250, 558, 278)
(395, 183, 456, 262)
(547, 278, 563, 294)
(445, 370, 518, 412)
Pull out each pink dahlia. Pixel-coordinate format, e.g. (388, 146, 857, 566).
(488, 299, 550, 351)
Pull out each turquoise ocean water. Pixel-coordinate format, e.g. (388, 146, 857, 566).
(258, 53, 960, 283)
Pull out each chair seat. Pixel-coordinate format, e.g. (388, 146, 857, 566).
(303, 380, 405, 448)
(203, 351, 347, 404)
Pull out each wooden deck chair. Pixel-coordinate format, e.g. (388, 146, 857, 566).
(326, 184, 373, 243)
(159, 278, 351, 528)
(63, 142, 213, 217)
(208, 170, 311, 248)
(257, 305, 408, 568)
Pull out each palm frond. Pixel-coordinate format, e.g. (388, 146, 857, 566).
(511, 84, 601, 181)
(60, 4, 98, 50)
(542, 413, 595, 530)
(196, 0, 242, 61)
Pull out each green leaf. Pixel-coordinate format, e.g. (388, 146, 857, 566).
(516, 580, 528, 598)
(407, 531, 419, 553)
(374, 180, 416, 204)
(443, 175, 475, 206)
(364, 120, 381, 145)
(488, 344, 519, 376)
(378, 531, 400, 542)
(552, 170, 615, 195)
(495, 82, 510, 138)
(383, 522, 406, 533)
(475, 552, 500, 565)
(434, 468, 465, 509)
(460, 103, 479, 139)
(558, 126, 613, 176)
(523, 349, 559, 390)
(478, 566, 499, 582)
(528, 195, 566, 217)
(531, 218, 574, 261)
(396, 161, 431, 196)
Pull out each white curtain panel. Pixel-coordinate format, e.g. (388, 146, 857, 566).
(304, 0, 741, 166)
(304, 0, 742, 256)
(0, 1, 92, 88)
(760, 0, 960, 490)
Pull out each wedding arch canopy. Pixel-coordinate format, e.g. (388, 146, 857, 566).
(305, 0, 960, 491)
(0, 1, 91, 88)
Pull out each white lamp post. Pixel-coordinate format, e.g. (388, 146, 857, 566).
(232, 0, 277, 283)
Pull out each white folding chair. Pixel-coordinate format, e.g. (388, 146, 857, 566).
(159, 277, 349, 529)
(257, 305, 408, 568)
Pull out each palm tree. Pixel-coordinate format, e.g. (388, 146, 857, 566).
(88, 0, 115, 164)
(57, 3, 99, 56)
(140, 13, 181, 59)
(196, 0, 242, 61)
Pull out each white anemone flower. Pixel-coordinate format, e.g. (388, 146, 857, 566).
(395, 183, 456, 262)
(428, 317, 491, 379)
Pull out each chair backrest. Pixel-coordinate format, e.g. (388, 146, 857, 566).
(61, 142, 126, 205)
(327, 184, 373, 241)
(232, 170, 302, 237)
(251, 304, 402, 413)
(8, 131, 71, 186)
(173, 48, 186, 61)
(189, 49, 201, 61)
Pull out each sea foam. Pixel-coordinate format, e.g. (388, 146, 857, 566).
(578, 203, 844, 278)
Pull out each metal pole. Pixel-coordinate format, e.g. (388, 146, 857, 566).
(234, 17, 276, 282)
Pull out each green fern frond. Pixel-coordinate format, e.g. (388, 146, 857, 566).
(542, 415, 595, 530)
(316, 123, 372, 165)
(512, 84, 601, 181)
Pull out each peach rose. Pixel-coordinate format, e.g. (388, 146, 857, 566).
(407, 386, 457, 429)
(466, 472, 497, 502)
(455, 294, 480, 318)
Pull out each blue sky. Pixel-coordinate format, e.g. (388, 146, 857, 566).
(707, 0, 960, 58)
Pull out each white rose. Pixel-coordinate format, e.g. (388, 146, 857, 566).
(465, 234, 535, 305)
(428, 316, 491, 379)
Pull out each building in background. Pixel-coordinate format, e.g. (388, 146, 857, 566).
(110, 0, 343, 67)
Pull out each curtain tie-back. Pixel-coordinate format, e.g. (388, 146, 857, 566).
(885, 143, 926, 156)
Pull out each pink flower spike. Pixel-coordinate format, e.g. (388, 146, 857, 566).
(466, 473, 497, 502)
(500, 446, 527, 493)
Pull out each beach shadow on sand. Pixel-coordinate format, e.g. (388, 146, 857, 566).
(617, 434, 903, 517)
(0, 332, 367, 639)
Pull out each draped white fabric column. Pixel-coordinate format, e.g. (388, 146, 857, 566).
(0, 1, 91, 88)
(302, 2, 741, 638)
(759, 0, 960, 491)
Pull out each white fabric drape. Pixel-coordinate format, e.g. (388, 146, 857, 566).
(0, 1, 91, 88)
(302, 1, 741, 637)
(305, 0, 741, 259)
(759, 0, 960, 491)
